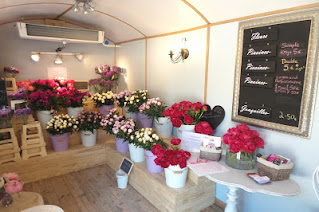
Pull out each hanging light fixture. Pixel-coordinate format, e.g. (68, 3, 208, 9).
(31, 53, 40, 62)
(73, 0, 95, 14)
(55, 55, 63, 65)
(169, 38, 189, 64)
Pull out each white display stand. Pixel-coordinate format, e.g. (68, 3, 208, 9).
(205, 158, 300, 212)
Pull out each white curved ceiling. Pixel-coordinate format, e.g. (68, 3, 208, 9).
(0, 0, 318, 44)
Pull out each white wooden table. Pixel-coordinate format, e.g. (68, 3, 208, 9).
(206, 158, 300, 212)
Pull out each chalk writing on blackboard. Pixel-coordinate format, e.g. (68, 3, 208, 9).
(243, 60, 276, 73)
(279, 111, 298, 122)
(279, 42, 307, 57)
(274, 75, 302, 95)
(242, 75, 274, 88)
(244, 45, 277, 57)
(239, 104, 271, 116)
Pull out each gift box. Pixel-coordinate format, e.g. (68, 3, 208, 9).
(257, 155, 294, 181)
(199, 143, 221, 161)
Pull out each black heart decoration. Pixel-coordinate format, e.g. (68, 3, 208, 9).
(201, 105, 225, 130)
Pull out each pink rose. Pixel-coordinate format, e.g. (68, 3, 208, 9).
(4, 180, 24, 194)
(2, 172, 19, 181)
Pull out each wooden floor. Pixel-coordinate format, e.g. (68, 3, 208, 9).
(24, 164, 223, 212)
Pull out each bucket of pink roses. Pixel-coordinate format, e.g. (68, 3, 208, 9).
(138, 97, 164, 128)
(123, 90, 148, 120)
(92, 91, 115, 116)
(56, 87, 91, 118)
(75, 109, 103, 147)
(46, 114, 77, 152)
(223, 124, 264, 170)
(100, 109, 131, 152)
(163, 101, 208, 139)
(127, 128, 167, 173)
(151, 138, 191, 188)
(113, 90, 130, 115)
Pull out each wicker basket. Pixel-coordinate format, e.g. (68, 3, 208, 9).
(199, 145, 221, 161)
(257, 155, 294, 181)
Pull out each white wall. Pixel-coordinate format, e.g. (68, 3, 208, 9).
(117, 13, 319, 212)
(116, 40, 145, 92)
(0, 22, 114, 84)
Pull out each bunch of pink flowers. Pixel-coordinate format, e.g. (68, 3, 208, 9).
(0, 172, 24, 195)
(100, 108, 125, 134)
(139, 97, 167, 119)
(111, 118, 136, 139)
(113, 90, 130, 107)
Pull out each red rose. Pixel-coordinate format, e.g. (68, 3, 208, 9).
(184, 115, 194, 125)
(202, 106, 208, 111)
(200, 121, 210, 128)
(202, 127, 214, 135)
(171, 118, 182, 127)
(183, 151, 191, 159)
(171, 138, 181, 146)
(151, 144, 163, 156)
(179, 157, 187, 169)
(163, 109, 170, 117)
(195, 123, 203, 133)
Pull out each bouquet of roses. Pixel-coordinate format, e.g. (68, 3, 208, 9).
(113, 90, 130, 107)
(0, 172, 24, 206)
(4, 67, 20, 74)
(124, 89, 149, 113)
(151, 138, 191, 169)
(163, 101, 208, 127)
(16, 80, 34, 91)
(195, 121, 214, 135)
(28, 89, 60, 111)
(127, 128, 166, 151)
(46, 114, 78, 135)
(100, 108, 125, 134)
(75, 109, 103, 133)
(57, 87, 91, 108)
(30, 79, 59, 91)
(223, 124, 264, 154)
(53, 77, 74, 88)
(92, 91, 114, 107)
(95, 64, 123, 81)
(111, 118, 136, 139)
(138, 97, 167, 120)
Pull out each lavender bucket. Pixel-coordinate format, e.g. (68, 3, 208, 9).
(115, 136, 129, 152)
(137, 112, 153, 128)
(99, 105, 114, 116)
(49, 133, 70, 152)
(145, 150, 163, 173)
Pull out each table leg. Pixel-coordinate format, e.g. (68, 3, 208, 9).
(225, 186, 238, 212)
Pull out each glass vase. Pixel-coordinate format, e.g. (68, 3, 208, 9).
(225, 148, 256, 170)
(2, 193, 13, 207)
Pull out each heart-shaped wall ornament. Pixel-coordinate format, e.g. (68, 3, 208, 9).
(201, 105, 225, 130)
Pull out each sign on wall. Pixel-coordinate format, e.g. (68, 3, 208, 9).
(232, 9, 319, 138)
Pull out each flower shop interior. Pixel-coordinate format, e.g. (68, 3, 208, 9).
(1, 0, 319, 212)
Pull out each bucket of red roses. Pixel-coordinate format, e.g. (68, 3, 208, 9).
(223, 124, 264, 170)
(92, 92, 115, 116)
(164, 101, 208, 140)
(128, 128, 167, 173)
(123, 90, 148, 120)
(46, 114, 77, 152)
(151, 138, 191, 189)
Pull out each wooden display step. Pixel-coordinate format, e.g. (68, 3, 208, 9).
(0, 128, 21, 165)
(105, 142, 216, 212)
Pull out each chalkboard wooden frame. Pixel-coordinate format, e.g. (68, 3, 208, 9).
(119, 157, 134, 176)
(232, 8, 319, 138)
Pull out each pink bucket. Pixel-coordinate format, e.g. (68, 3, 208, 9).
(115, 136, 129, 152)
(137, 112, 153, 128)
(99, 105, 114, 116)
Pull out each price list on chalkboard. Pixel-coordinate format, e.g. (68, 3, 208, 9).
(238, 20, 311, 127)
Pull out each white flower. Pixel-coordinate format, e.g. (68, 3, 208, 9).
(73, 125, 77, 129)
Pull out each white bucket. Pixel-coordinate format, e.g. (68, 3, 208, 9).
(177, 124, 195, 139)
(124, 107, 137, 120)
(116, 170, 128, 189)
(154, 117, 173, 138)
(128, 143, 145, 162)
(67, 107, 83, 118)
(81, 130, 97, 147)
(36, 110, 53, 128)
(164, 165, 188, 189)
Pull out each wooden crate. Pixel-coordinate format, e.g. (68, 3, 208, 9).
(0, 128, 21, 165)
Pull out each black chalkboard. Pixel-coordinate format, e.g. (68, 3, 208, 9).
(0, 79, 8, 107)
(238, 20, 311, 127)
(119, 157, 133, 175)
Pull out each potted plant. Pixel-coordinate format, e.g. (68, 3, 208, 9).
(95, 64, 123, 82)
(163, 101, 207, 139)
(92, 91, 114, 116)
(223, 124, 264, 170)
(113, 90, 130, 114)
(123, 89, 148, 120)
(14, 107, 32, 125)
(110, 118, 136, 153)
(151, 138, 191, 188)
(0, 172, 24, 207)
(128, 128, 166, 172)
(3, 67, 20, 78)
(0, 107, 14, 129)
(46, 114, 77, 152)
(137, 97, 163, 128)
(89, 78, 114, 93)
(75, 109, 103, 147)
(57, 87, 91, 118)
